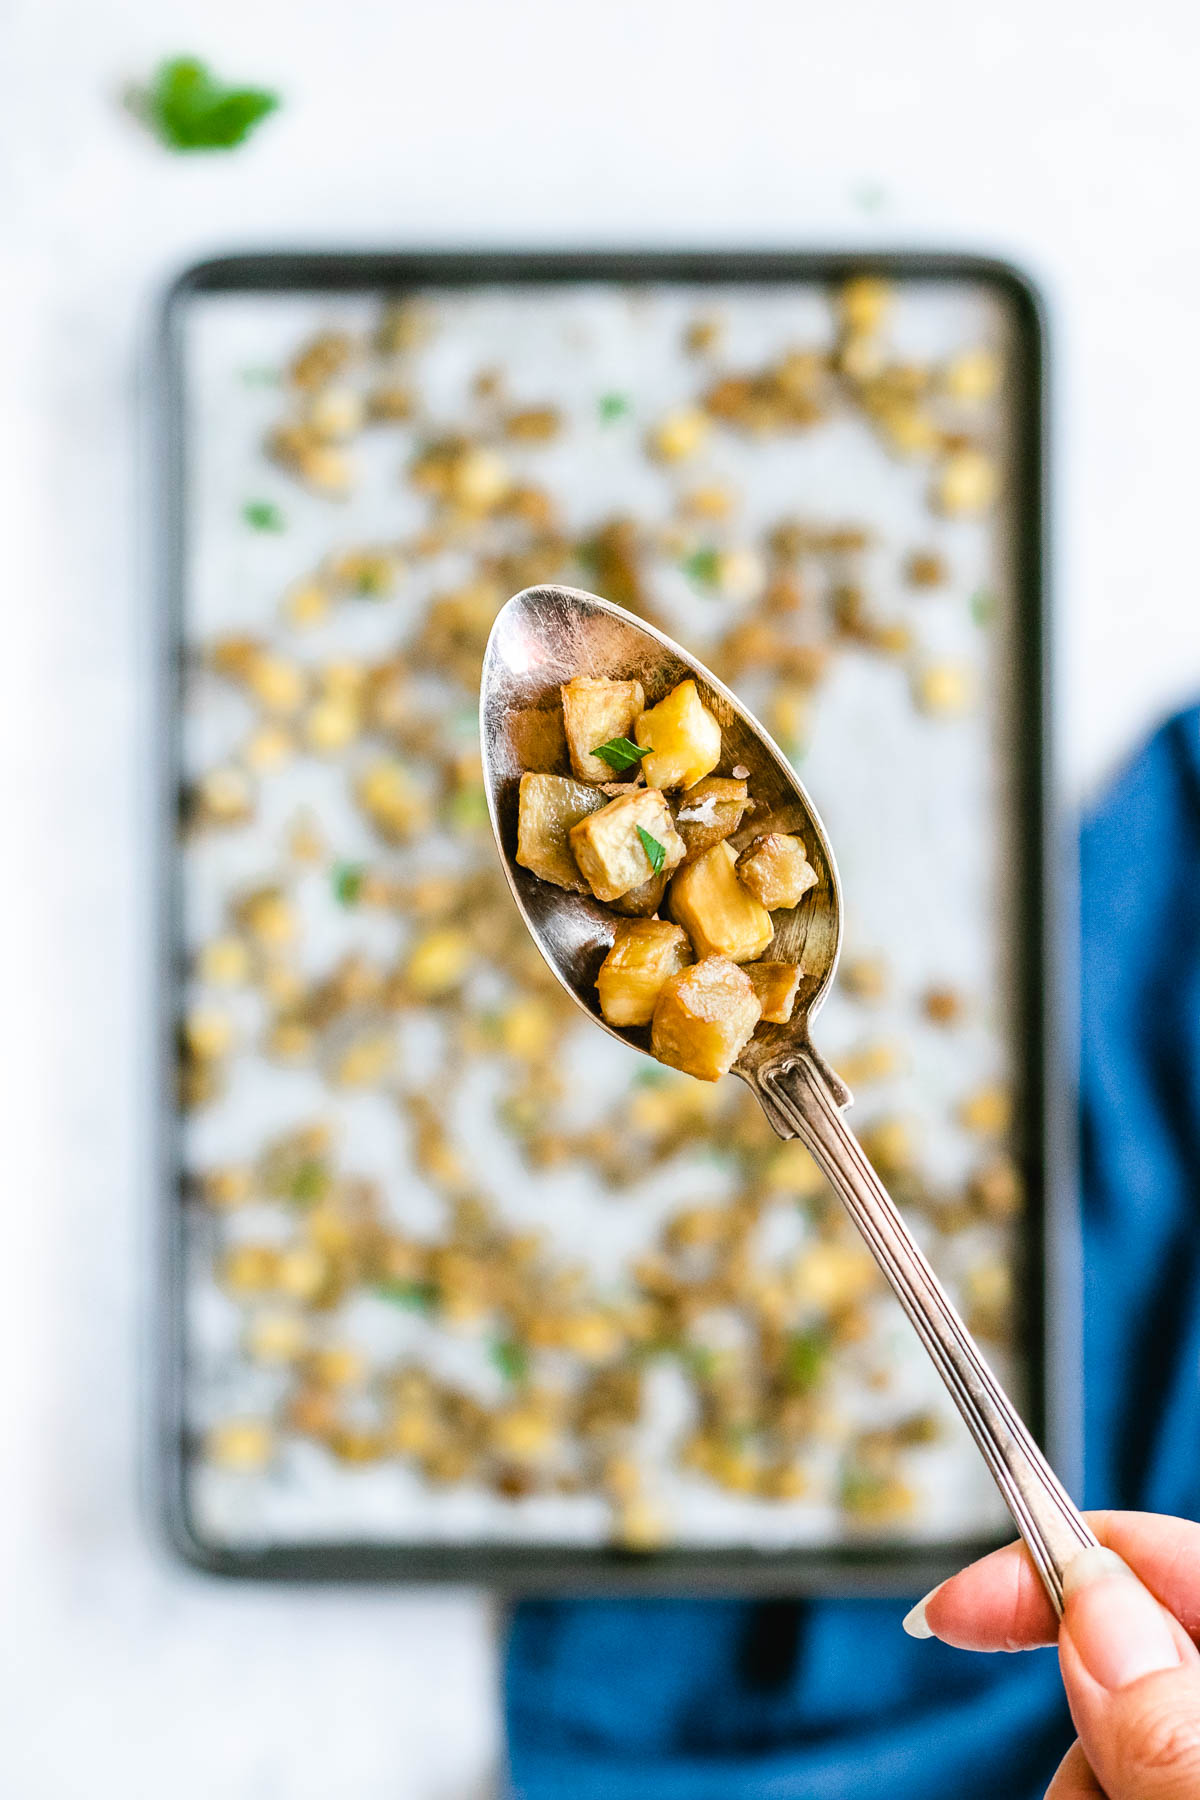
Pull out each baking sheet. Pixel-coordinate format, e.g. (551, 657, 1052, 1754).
(161, 257, 1051, 1580)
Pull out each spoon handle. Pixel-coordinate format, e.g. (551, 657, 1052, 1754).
(759, 1049, 1096, 1613)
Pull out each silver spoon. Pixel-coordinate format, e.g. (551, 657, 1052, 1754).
(481, 582, 1096, 1610)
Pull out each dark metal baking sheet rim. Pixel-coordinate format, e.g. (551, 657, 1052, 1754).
(152, 247, 1080, 1591)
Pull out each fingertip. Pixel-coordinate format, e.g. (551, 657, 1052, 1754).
(901, 1587, 939, 1638)
(918, 1540, 1059, 1651)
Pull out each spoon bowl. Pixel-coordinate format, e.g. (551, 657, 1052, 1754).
(481, 583, 844, 1090)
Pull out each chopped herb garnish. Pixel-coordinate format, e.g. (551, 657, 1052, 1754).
(445, 789, 489, 832)
(491, 1339, 530, 1383)
(289, 1158, 329, 1205)
(840, 1464, 890, 1509)
(636, 825, 666, 875)
(375, 1279, 439, 1313)
(243, 500, 285, 532)
(682, 547, 721, 588)
(785, 1327, 830, 1393)
(591, 735, 649, 774)
(129, 57, 280, 153)
(970, 588, 997, 626)
(633, 1067, 669, 1087)
(598, 392, 631, 422)
(332, 862, 365, 906)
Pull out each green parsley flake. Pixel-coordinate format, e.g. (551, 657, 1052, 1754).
(445, 789, 489, 832)
(332, 862, 365, 906)
(598, 392, 631, 422)
(636, 825, 666, 875)
(491, 1339, 530, 1383)
(289, 1159, 329, 1205)
(130, 57, 280, 153)
(682, 547, 721, 587)
(632, 1067, 670, 1087)
(375, 1279, 438, 1313)
(785, 1327, 830, 1393)
(243, 499, 285, 532)
(591, 735, 649, 774)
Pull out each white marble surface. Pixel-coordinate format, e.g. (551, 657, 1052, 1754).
(3, 0, 1200, 1793)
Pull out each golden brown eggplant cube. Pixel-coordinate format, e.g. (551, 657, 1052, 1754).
(597, 920, 693, 1027)
(634, 679, 722, 791)
(561, 676, 646, 783)
(651, 956, 762, 1082)
(736, 833, 818, 909)
(674, 775, 750, 862)
(609, 872, 669, 917)
(668, 841, 773, 962)
(745, 962, 803, 1023)
(516, 773, 605, 892)
(569, 790, 685, 904)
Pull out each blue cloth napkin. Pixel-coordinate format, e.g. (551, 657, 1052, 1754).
(505, 706, 1200, 1799)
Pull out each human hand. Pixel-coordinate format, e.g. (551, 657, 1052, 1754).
(903, 1511, 1200, 1797)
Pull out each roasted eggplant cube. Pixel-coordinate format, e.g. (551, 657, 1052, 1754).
(597, 920, 693, 1027)
(610, 872, 669, 917)
(668, 841, 773, 962)
(561, 676, 646, 783)
(569, 789, 685, 904)
(651, 956, 762, 1081)
(516, 773, 605, 892)
(736, 833, 819, 909)
(634, 679, 722, 791)
(745, 961, 803, 1023)
(674, 775, 750, 862)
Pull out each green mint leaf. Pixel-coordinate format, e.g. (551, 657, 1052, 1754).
(445, 789, 489, 832)
(243, 499, 285, 532)
(375, 1279, 438, 1313)
(132, 57, 280, 153)
(636, 825, 666, 875)
(598, 392, 631, 422)
(491, 1339, 530, 1383)
(592, 735, 649, 774)
(632, 1067, 669, 1087)
(350, 563, 391, 596)
(682, 547, 720, 587)
(970, 588, 997, 626)
(785, 1327, 830, 1393)
(332, 862, 365, 906)
(289, 1158, 329, 1205)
